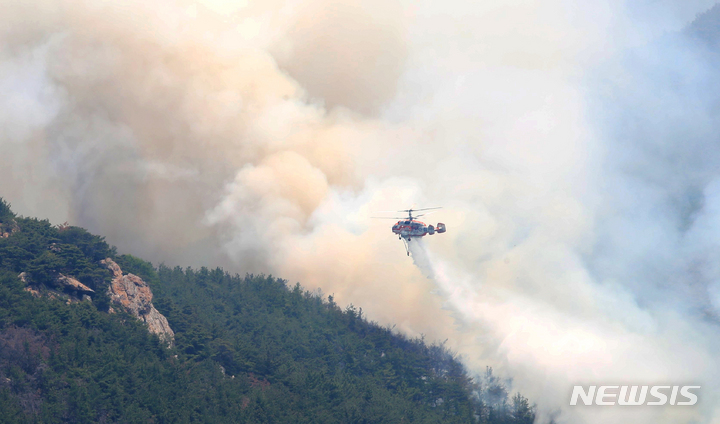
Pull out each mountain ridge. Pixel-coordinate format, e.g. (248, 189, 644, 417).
(0, 198, 535, 423)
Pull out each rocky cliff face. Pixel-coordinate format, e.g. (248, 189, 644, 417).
(100, 258, 175, 346)
(19, 272, 94, 303)
(55, 274, 94, 295)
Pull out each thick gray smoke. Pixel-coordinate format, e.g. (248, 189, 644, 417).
(3, 0, 720, 422)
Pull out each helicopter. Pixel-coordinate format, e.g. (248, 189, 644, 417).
(374, 207, 446, 256)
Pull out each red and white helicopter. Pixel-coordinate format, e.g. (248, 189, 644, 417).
(375, 207, 446, 256)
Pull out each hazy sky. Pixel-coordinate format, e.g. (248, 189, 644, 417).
(2, 1, 720, 422)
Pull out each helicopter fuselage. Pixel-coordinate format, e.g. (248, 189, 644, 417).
(392, 220, 446, 240)
(381, 207, 446, 256)
(393, 220, 428, 239)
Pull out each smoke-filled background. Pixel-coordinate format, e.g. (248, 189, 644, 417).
(3, 0, 720, 422)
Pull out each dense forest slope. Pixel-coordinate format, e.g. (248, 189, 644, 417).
(0, 198, 534, 423)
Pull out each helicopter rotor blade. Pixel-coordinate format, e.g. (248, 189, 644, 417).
(414, 211, 440, 218)
(397, 207, 442, 212)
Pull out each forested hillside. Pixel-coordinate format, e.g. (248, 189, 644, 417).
(0, 198, 535, 423)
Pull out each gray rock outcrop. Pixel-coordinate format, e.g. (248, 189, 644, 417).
(100, 258, 175, 346)
(55, 274, 94, 294)
(0, 220, 19, 238)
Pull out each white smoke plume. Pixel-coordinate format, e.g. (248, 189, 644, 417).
(2, 0, 720, 422)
